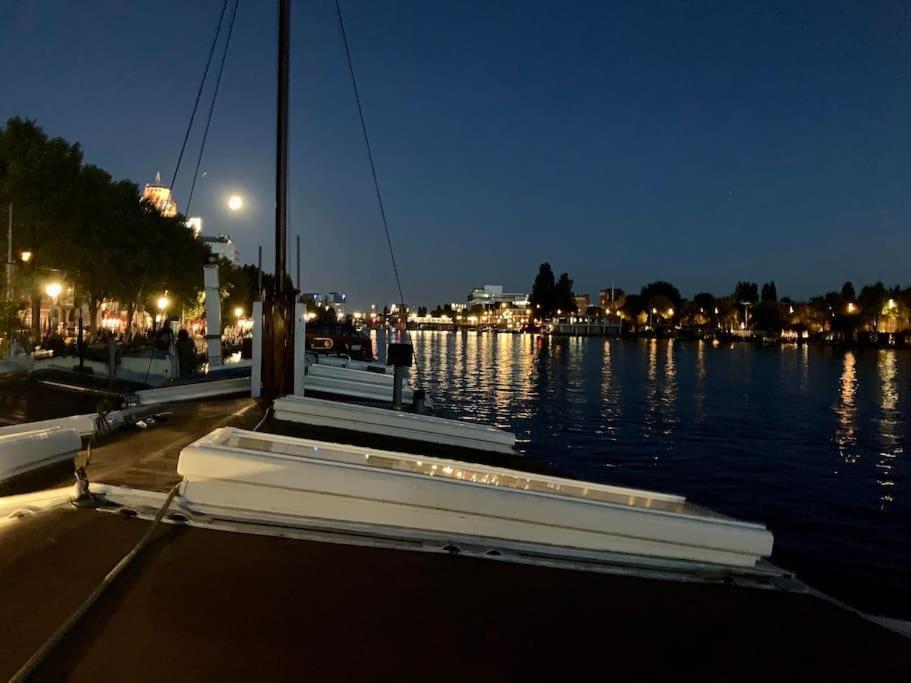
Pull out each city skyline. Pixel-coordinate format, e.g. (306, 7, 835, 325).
(2, 1, 910, 306)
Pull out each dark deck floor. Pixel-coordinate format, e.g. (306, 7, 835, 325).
(0, 387, 908, 679)
(0, 507, 906, 682)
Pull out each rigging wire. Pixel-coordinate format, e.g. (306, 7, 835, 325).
(333, 0, 424, 389)
(169, 0, 230, 195)
(185, 0, 242, 216)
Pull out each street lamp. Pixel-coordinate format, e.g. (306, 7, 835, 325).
(45, 282, 62, 300)
(45, 281, 62, 335)
(234, 306, 244, 318)
(19, 250, 32, 263)
(156, 295, 169, 330)
(227, 195, 244, 211)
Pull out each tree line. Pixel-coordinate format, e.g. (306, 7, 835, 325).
(0, 118, 210, 340)
(525, 263, 911, 334)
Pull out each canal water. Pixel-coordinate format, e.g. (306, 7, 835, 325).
(377, 330, 911, 619)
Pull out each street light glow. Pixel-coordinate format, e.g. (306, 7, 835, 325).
(228, 195, 243, 211)
(234, 306, 244, 318)
(20, 250, 32, 263)
(45, 282, 62, 299)
(157, 296, 170, 311)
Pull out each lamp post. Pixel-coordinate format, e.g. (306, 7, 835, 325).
(157, 295, 170, 331)
(45, 281, 62, 335)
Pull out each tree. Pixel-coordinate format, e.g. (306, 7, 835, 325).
(734, 281, 758, 304)
(529, 263, 556, 317)
(760, 281, 777, 302)
(0, 118, 83, 335)
(1, 118, 214, 340)
(751, 301, 783, 332)
(858, 282, 887, 326)
(417, 306, 427, 317)
(67, 167, 135, 331)
(621, 294, 644, 319)
(640, 281, 682, 308)
(841, 281, 856, 301)
(220, 259, 254, 329)
(554, 272, 576, 313)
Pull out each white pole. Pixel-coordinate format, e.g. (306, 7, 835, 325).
(251, 300, 263, 398)
(203, 264, 222, 367)
(293, 300, 306, 395)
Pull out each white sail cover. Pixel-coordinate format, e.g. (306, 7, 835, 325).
(177, 428, 773, 568)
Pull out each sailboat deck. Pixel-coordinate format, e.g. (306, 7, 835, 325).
(0, 505, 905, 681)
(0, 390, 907, 679)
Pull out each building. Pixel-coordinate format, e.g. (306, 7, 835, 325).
(142, 173, 178, 218)
(302, 291, 348, 318)
(599, 287, 625, 312)
(467, 285, 529, 309)
(186, 217, 203, 237)
(202, 234, 239, 264)
(574, 294, 591, 313)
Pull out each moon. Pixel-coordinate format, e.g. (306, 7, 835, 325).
(228, 195, 243, 211)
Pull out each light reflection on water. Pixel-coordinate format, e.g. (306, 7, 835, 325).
(834, 351, 858, 465)
(876, 350, 902, 509)
(377, 330, 910, 618)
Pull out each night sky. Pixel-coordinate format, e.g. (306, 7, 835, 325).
(2, 1, 909, 307)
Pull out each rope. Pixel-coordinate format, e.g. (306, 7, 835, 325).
(169, 0, 230, 195)
(9, 485, 181, 682)
(185, 0, 241, 216)
(253, 404, 271, 432)
(333, 0, 424, 390)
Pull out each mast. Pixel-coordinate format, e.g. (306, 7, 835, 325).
(275, 0, 290, 293)
(262, 0, 293, 398)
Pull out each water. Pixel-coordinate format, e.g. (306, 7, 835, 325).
(376, 331, 911, 619)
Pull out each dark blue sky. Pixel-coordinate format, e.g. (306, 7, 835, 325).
(2, 1, 909, 307)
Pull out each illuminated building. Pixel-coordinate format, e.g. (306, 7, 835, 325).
(186, 217, 203, 237)
(467, 285, 529, 309)
(574, 294, 591, 312)
(141, 172, 178, 217)
(304, 291, 349, 318)
(599, 287, 626, 312)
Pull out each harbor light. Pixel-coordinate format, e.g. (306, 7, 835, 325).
(20, 250, 32, 263)
(45, 282, 62, 300)
(227, 195, 243, 211)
